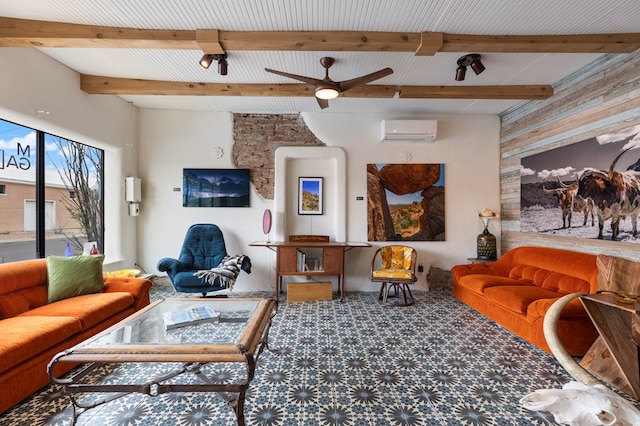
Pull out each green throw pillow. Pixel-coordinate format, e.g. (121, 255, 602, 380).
(47, 254, 105, 303)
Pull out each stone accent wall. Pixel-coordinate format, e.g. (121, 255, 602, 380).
(232, 114, 325, 200)
(427, 266, 452, 290)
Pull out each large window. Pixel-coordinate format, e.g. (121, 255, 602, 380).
(0, 119, 103, 262)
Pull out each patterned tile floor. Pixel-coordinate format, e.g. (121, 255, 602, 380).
(2, 285, 635, 425)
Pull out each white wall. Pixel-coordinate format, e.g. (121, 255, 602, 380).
(0, 48, 139, 269)
(139, 110, 501, 292)
(274, 146, 346, 241)
(136, 109, 274, 291)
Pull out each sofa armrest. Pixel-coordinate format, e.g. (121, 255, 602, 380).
(103, 277, 152, 311)
(451, 263, 497, 284)
(157, 257, 186, 277)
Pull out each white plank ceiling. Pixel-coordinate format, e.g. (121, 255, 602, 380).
(1, 0, 639, 114)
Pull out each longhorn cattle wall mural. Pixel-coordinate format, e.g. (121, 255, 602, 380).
(520, 124, 640, 242)
(367, 163, 445, 241)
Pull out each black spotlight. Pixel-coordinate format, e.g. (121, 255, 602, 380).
(199, 54, 215, 70)
(216, 54, 228, 76)
(455, 53, 485, 81)
(470, 56, 485, 75)
(455, 64, 467, 81)
(199, 53, 228, 75)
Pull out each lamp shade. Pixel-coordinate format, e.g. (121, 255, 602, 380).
(478, 208, 497, 218)
(315, 86, 339, 100)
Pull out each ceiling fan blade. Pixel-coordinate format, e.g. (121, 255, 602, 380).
(316, 97, 329, 109)
(264, 68, 323, 86)
(338, 68, 394, 92)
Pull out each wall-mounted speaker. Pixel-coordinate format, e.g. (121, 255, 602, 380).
(125, 177, 141, 202)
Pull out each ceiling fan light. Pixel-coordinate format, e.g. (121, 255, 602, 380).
(455, 65, 467, 81)
(315, 86, 339, 100)
(199, 54, 215, 69)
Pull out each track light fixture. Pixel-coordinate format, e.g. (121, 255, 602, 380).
(199, 53, 228, 75)
(199, 54, 215, 69)
(455, 53, 485, 81)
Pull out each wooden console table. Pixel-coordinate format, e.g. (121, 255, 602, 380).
(249, 241, 370, 301)
(580, 292, 640, 398)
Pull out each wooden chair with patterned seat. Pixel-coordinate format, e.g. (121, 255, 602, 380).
(370, 245, 418, 306)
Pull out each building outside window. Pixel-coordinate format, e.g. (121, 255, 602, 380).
(0, 119, 104, 262)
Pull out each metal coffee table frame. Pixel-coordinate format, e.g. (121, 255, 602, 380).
(47, 298, 278, 426)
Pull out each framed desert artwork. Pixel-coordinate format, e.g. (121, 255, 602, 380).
(367, 163, 445, 241)
(298, 177, 323, 215)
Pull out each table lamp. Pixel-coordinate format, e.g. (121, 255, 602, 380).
(477, 209, 498, 260)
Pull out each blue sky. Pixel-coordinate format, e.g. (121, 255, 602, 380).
(0, 119, 85, 184)
(300, 178, 320, 196)
(520, 124, 640, 184)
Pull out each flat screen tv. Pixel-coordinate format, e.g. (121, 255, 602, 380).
(182, 168, 250, 207)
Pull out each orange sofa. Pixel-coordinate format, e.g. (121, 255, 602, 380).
(451, 246, 599, 356)
(0, 258, 152, 414)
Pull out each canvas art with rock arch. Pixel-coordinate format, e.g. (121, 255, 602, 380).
(367, 163, 445, 242)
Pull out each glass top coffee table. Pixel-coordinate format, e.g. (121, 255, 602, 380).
(48, 297, 277, 425)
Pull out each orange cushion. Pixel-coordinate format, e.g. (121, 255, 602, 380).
(540, 272, 590, 294)
(484, 285, 562, 314)
(527, 297, 588, 322)
(0, 316, 82, 374)
(18, 292, 134, 329)
(457, 274, 531, 295)
(380, 246, 413, 269)
(0, 293, 30, 319)
(508, 264, 547, 285)
(372, 268, 413, 280)
(0, 259, 47, 296)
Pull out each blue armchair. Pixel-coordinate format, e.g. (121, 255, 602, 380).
(157, 224, 247, 296)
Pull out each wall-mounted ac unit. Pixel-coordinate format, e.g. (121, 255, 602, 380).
(380, 120, 437, 142)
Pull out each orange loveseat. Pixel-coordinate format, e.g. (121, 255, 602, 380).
(0, 258, 152, 414)
(451, 246, 599, 356)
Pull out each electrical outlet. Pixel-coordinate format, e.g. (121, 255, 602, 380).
(418, 263, 424, 273)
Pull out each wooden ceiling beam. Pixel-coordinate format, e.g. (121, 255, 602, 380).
(80, 74, 553, 100)
(1, 17, 639, 54)
(400, 85, 553, 100)
(196, 29, 224, 54)
(0, 17, 197, 49)
(438, 34, 640, 54)
(217, 30, 419, 52)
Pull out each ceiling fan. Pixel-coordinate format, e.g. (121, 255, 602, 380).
(265, 57, 393, 109)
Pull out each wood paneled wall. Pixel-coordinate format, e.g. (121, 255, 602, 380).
(499, 50, 640, 261)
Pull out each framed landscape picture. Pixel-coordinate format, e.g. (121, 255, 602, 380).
(298, 177, 323, 215)
(182, 168, 250, 207)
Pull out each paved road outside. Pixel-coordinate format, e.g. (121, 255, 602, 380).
(0, 238, 80, 263)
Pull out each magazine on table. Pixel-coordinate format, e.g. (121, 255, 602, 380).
(163, 306, 219, 330)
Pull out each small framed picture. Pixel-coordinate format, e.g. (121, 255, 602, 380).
(298, 177, 323, 215)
